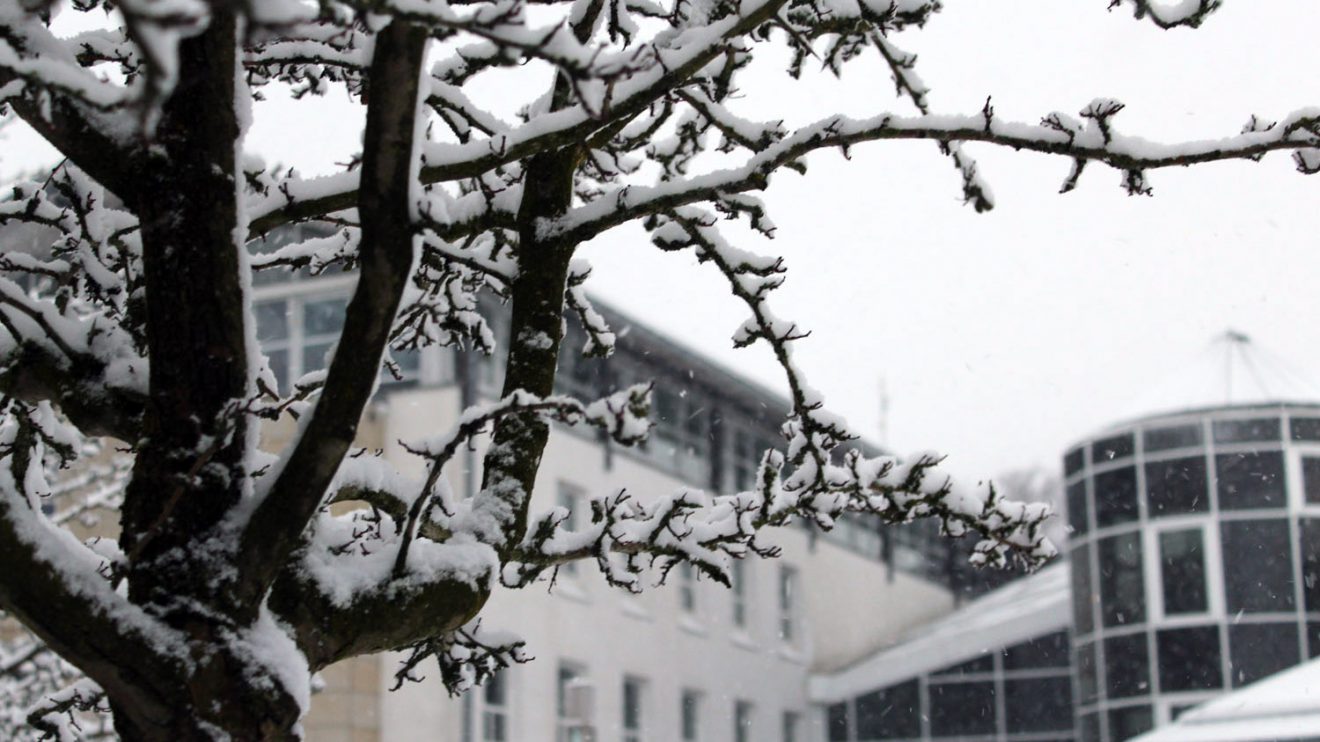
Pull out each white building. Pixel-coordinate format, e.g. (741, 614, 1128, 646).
(248, 254, 965, 742)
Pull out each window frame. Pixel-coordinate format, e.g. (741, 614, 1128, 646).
(1144, 520, 1223, 624)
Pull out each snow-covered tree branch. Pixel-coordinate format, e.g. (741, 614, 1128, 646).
(0, 0, 1311, 738)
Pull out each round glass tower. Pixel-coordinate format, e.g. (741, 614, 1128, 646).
(1065, 402, 1320, 741)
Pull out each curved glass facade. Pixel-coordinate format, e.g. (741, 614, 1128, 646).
(1065, 403, 1320, 741)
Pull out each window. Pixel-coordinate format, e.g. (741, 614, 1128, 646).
(731, 559, 748, 629)
(678, 562, 697, 613)
(826, 702, 849, 742)
(1229, 622, 1299, 687)
(778, 565, 797, 642)
(1145, 457, 1208, 517)
(781, 711, 800, 742)
(1144, 423, 1202, 453)
(1216, 451, 1285, 509)
(1098, 532, 1145, 627)
(1077, 642, 1099, 704)
(1159, 528, 1208, 615)
(1104, 633, 1150, 698)
(1221, 519, 1294, 613)
(1072, 544, 1095, 636)
(1213, 417, 1281, 443)
(558, 483, 583, 576)
(1157, 626, 1222, 692)
(1092, 433, 1134, 463)
(1003, 631, 1070, 669)
(482, 671, 509, 742)
(1305, 458, 1320, 504)
(855, 680, 920, 740)
(1107, 706, 1153, 741)
(1292, 417, 1320, 442)
(1094, 466, 1139, 527)
(734, 701, 753, 742)
(928, 680, 995, 736)
(1005, 676, 1073, 733)
(1079, 713, 1100, 742)
(1067, 480, 1089, 535)
(681, 690, 700, 742)
(1065, 446, 1086, 476)
(1301, 518, 1320, 611)
(556, 663, 586, 742)
(621, 676, 643, 742)
(650, 384, 712, 483)
(254, 292, 420, 392)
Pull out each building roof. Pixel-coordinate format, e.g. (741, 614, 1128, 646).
(1107, 331, 1320, 426)
(1132, 656, 1320, 742)
(808, 562, 1069, 703)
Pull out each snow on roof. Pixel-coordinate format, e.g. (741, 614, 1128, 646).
(1132, 656, 1320, 742)
(809, 563, 1069, 703)
(1108, 331, 1320, 425)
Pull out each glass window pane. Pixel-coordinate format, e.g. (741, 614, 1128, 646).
(1104, 633, 1150, 698)
(1079, 713, 1100, 742)
(1159, 528, 1207, 615)
(1216, 451, 1286, 510)
(303, 342, 334, 375)
(1092, 433, 1134, 463)
(1098, 533, 1145, 627)
(1095, 467, 1139, 527)
(1221, 519, 1294, 613)
(1308, 622, 1320, 660)
(1067, 480, 1089, 536)
(1003, 631, 1070, 670)
(1005, 676, 1073, 733)
(1077, 642, 1098, 704)
(734, 701, 752, 742)
(1072, 545, 1094, 636)
(1157, 626, 1222, 692)
(265, 349, 288, 392)
(255, 301, 289, 341)
(1144, 424, 1202, 453)
(1213, 417, 1281, 444)
(1145, 457, 1208, 517)
(826, 702, 849, 742)
(1305, 458, 1320, 504)
(855, 680, 919, 740)
(304, 296, 347, 337)
(1229, 622, 1299, 687)
(1108, 706, 1153, 741)
(484, 671, 505, 706)
(1300, 519, 1320, 612)
(681, 691, 700, 742)
(928, 681, 995, 737)
(1291, 417, 1320, 442)
(622, 678, 641, 729)
(1065, 447, 1086, 476)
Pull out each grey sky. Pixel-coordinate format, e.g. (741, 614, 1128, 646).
(3, 1, 1318, 485)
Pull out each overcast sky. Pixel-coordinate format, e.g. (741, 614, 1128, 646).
(3, 1, 1319, 485)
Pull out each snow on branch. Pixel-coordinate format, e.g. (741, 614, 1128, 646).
(392, 620, 529, 697)
(1108, 0, 1222, 29)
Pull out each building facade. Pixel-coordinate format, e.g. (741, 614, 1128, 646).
(1064, 402, 1320, 741)
(245, 261, 968, 742)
